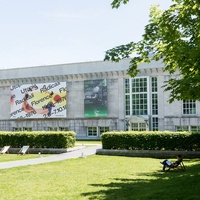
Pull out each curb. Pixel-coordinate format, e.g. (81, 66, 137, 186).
(6, 146, 85, 154)
(96, 149, 200, 158)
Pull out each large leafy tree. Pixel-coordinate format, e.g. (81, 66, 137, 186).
(105, 0, 200, 103)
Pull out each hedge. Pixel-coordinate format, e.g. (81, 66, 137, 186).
(101, 131, 200, 151)
(0, 131, 76, 148)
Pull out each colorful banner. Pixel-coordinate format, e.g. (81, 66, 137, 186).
(84, 79, 107, 117)
(10, 82, 67, 119)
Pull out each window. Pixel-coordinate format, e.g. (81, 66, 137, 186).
(13, 127, 22, 132)
(183, 100, 196, 114)
(131, 123, 146, 131)
(125, 79, 130, 93)
(59, 127, 69, 131)
(132, 93, 148, 115)
(176, 126, 189, 132)
(125, 77, 149, 116)
(47, 127, 69, 131)
(23, 127, 32, 131)
(191, 126, 200, 132)
(99, 127, 109, 135)
(151, 77, 158, 130)
(152, 94, 158, 115)
(132, 78, 148, 115)
(48, 127, 59, 131)
(87, 127, 98, 137)
(151, 77, 157, 92)
(152, 117, 158, 131)
(132, 78, 147, 93)
(125, 95, 130, 115)
(13, 127, 32, 131)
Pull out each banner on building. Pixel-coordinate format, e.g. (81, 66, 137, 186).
(84, 79, 107, 117)
(10, 82, 67, 119)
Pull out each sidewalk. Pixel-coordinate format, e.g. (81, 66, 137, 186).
(0, 145, 102, 169)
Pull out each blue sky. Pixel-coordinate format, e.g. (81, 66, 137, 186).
(0, 0, 172, 69)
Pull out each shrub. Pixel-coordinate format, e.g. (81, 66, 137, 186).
(101, 131, 200, 151)
(0, 131, 76, 148)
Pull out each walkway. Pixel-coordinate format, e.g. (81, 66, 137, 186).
(0, 145, 102, 169)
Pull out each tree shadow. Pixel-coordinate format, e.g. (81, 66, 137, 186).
(81, 160, 200, 200)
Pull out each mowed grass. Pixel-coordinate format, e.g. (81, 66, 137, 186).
(0, 154, 53, 162)
(0, 155, 200, 200)
(75, 140, 101, 145)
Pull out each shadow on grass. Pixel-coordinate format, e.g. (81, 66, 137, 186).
(81, 160, 200, 200)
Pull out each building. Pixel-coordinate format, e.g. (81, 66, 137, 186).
(0, 59, 200, 139)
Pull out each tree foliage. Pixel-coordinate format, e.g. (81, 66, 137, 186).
(105, 0, 200, 103)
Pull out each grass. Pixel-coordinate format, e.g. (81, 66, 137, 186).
(0, 155, 199, 200)
(75, 140, 101, 145)
(0, 154, 53, 162)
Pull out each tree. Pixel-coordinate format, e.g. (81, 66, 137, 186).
(105, 0, 200, 103)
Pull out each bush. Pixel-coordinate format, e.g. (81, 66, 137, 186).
(0, 131, 76, 148)
(101, 131, 200, 151)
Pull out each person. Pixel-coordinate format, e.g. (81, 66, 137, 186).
(22, 93, 35, 113)
(43, 100, 55, 116)
(22, 93, 53, 116)
(160, 155, 182, 171)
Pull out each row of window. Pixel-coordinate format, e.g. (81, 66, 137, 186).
(13, 127, 69, 132)
(125, 77, 198, 132)
(176, 126, 200, 132)
(13, 126, 109, 137)
(126, 78, 197, 115)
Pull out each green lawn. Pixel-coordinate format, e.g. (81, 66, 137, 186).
(0, 155, 199, 200)
(75, 140, 101, 145)
(0, 154, 53, 162)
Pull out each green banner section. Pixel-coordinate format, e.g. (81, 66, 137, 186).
(84, 79, 107, 117)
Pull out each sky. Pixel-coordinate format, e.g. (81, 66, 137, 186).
(0, 0, 172, 69)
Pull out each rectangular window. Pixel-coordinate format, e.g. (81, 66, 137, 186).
(23, 127, 32, 131)
(125, 79, 130, 93)
(183, 100, 196, 114)
(59, 127, 69, 131)
(151, 77, 157, 92)
(87, 127, 98, 137)
(152, 117, 158, 131)
(191, 126, 200, 132)
(48, 127, 59, 131)
(131, 123, 146, 131)
(13, 127, 22, 132)
(48, 127, 69, 131)
(132, 93, 148, 115)
(152, 94, 158, 115)
(132, 78, 147, 93)
(99, 127, 109, 135)
(176, 126, 189, 132)
(125, 94, 130, 115)
(132, 78, 148, 115)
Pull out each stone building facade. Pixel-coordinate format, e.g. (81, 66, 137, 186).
(0, 59, 200, 139)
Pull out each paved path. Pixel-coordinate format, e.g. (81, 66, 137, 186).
(0, 145, 102, 169)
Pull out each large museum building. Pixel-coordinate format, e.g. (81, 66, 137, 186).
(0, 58, 200, 139)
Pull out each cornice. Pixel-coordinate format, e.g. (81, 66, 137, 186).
(0, 70, 127, 86)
